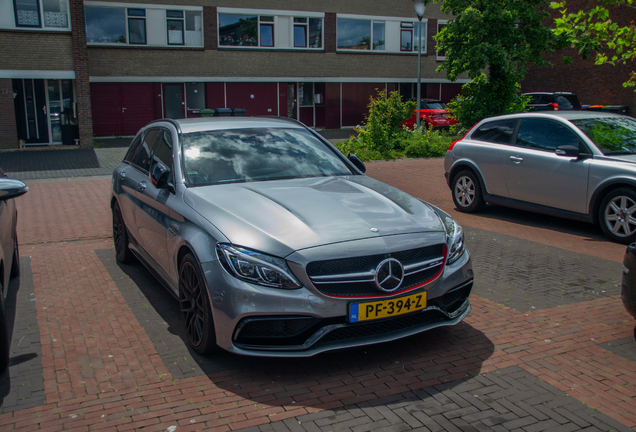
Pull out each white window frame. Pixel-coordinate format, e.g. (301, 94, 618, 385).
(336, 14, 427, 54)
(217, 8, 324, 51)
(9, 0, 71, 31)
(436, 20, 448, 61)
(84, 1, 203, 48)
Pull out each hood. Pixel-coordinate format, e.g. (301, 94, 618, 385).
(184, 176, 444, 257)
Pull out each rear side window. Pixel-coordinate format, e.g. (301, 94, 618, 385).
(151, 129, 174, 174)
(556, 96, 573, 110)
(470, 119, 517, 144)
(517, 119, 580, 151)
(131, 128, 159, 172)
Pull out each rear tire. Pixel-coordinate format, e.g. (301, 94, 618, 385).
(179, 253, 219, 355)
(112, 202, 135, 263)
(451, 170, 486, 213)
(599, 188, 636, 244)
(0, 282, 9, 373)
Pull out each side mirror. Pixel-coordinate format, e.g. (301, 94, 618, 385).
(555, 145, 579, 158)
(150, 163, 171, 190)
(348, 153, 366, 173)
(0, 178, 28, 201)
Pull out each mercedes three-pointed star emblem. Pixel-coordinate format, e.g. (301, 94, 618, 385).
(374, 258, 405, 292)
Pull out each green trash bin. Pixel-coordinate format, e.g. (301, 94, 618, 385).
(601, 105, 629, 115)
(199, 109, 215, 117)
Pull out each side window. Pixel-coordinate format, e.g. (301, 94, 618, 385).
(556, 96, 572, 110)
(517, 119, 580, 151)
(151, 129, 174, 175)
(471, 119, 517, 144)
(131, 128, 159, 172)
(124, 133, 143, 162)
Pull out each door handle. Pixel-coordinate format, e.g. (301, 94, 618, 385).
(138, 181, 147, 192)
(510, 155, 523, 164)
(122, 107, 127, 113)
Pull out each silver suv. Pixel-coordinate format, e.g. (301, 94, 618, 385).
(444, 111, 636, 244)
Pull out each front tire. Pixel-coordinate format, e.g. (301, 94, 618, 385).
(451, 170, 485, 213)
(10, 233, 19, 279)
(179, 254, 218, 355)
(599, 188, 636, 244)
(112, 201, 134, 263)
(0, 282, 9, 373)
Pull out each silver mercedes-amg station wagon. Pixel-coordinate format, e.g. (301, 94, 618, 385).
(111, 117, 473, 356)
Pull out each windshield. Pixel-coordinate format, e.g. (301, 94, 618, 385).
(182, 127, 354, 186)
(570, 117, 636, 155)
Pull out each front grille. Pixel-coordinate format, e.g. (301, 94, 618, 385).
(306, 244, 445, 297)
(233, 281, 471, 349)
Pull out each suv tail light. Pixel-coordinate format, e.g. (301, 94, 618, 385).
(549, 103, 559, 111)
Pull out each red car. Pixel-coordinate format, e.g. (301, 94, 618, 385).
(403, 99, 457, 130)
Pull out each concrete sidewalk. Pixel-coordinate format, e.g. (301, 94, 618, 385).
(0, 158, 634, 431)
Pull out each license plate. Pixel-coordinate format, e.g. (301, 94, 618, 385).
(349, 292, 427, 322)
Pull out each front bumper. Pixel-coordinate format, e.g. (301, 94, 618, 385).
(202, 237, 473, 357)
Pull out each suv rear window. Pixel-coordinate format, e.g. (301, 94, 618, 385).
(470, 119, 517, 144)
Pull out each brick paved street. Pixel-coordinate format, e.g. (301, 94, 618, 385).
(0, 157, 634, 431)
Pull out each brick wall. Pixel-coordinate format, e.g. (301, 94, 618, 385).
(325, 13, 336, 53)
(70, 0, 93, 148)
(0, 79, 18, 149)
(0, 31, 74, 70)
(522, 0, 636, 113)
(204, 6, 217, 50)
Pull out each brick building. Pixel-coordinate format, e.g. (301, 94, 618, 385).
(0, 0, 462, 149)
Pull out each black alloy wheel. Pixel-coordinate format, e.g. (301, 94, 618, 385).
(10, 233, 19, 279)
(179, 254, 218, 355)
(112, 202, 134, 263)
(451, 170, 486, 213)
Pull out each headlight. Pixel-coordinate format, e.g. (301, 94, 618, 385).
(444, 217, 465, 265)
(216, 244, 302, 289)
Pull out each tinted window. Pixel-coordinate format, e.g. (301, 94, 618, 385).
(131, 129, 159, 172)
(182, 128, 353, 186)
(570, 116, 636, 155)
(556, 96, 573, 110)
(471, 119, 517, 144)
(517, 119, 580, 151)
(151, 129, 174, 173)
(421, 101, 447, 110)
(124, 134, 143, 162)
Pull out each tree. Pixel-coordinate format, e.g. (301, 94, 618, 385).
(435, 0, 565, 129)
(551, 0, 636, 88)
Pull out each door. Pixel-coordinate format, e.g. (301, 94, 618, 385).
(505, 118, 590, 214)
(134, 128, 176, 280)
(164, 84, 185, 119)
(14, 79, 49, 144)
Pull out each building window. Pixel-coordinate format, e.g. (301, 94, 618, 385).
(167, 10, 184, 45)
(128, 9, 146, 45)
(14, 0, 69, 29)
(260, 16, 274, 47)
(299, 82, 314, 107)
(85, 7, 126, 43)
(43, 0, 68, 28)
(14, 0, 41, 27)
(337, 19, 385, 51)
(185, 11, 203, 46)
(219, 14, 258, 46)
(400, 22, 413, 51)
(437, 21, 447, 59)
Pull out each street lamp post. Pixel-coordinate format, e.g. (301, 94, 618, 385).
(413, 1, 426, 128)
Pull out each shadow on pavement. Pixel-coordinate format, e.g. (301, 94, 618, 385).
(98, 248, 493, 408)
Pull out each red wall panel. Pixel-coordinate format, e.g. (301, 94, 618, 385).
(225, 82, 278, 117)
(206, 82, 225, 109)
(341, 83, 385, 127)
(91, 82, 156, 137)
(325, 82, 340, 129)
(121, 83, 156, 136)
(440, 83, 463, 103)
(299, 107, 313, 127)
